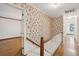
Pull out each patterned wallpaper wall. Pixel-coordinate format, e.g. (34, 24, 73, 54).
(13, 3, 52, 45)
(51, 16, 63, 38)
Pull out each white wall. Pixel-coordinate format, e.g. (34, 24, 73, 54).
(63, 11, 78, 56)
(0, 4, 22, 19)
(0, 4, 22, 39)
(63, 12, 77, 37)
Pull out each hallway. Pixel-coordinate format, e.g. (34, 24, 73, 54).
(0, 3, 79, 56)
(64, 36, 78, 56)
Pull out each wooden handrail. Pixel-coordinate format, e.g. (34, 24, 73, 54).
(26, 37, 44, 56)
(26, 37, 40, 47)
(26, 32, 63, 56)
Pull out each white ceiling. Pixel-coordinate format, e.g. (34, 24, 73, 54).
(31, 3, 79, 17)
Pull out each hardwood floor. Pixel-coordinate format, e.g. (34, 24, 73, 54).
(0, 37, 22, 56)
(64, 37, 79, 56)
(53, 42, 64, 56)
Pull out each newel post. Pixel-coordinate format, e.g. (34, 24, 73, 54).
(40, 37, 44, 56)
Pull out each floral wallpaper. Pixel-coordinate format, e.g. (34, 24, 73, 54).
(13, 3, 52, 45)
(51, 16, 63, 37)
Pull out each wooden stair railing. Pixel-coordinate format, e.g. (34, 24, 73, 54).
(26, 32, 63, 56)
(26, 37, 44, 56)
(26, 37, 40, 47)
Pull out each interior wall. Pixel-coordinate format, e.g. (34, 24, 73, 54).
(0, 4, 22, 39)
(0, 37, 22, 56)
(51, 16, 63, 38)
(0, 4, 23, 55)
(13, 3, 52, 45)
(0, 3, 63, 45)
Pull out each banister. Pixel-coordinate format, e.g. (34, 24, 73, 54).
(26, 32, 63, 56)
(26, 37, 44, 56)
(26, 37, 40, 47)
